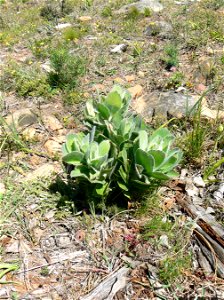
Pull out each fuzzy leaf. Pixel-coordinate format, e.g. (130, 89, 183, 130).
(63, 151, 84, 165)
(135, 149, 154, 175)
(105, 91, 122, 111)
(138, 130, 148, 151)
(97, 103, 110, 120)
(98, 140, 110, 157)
(151, 171, 170, 180)
(148, 150, 165, 170)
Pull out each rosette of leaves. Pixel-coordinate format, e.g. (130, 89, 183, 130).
(62, 85, 182, 206)
(84, 85, 147, 148)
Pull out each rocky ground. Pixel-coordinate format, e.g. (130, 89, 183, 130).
(0, 0, 224, 299)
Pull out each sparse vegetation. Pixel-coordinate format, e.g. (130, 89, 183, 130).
(0, 0, 224, 297)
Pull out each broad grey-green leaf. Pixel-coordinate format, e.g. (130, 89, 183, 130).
(89, 142, 99, 160)
(148, 150, 165, 170)
(62, 144, 69, 156)
(117, 181, 129, 191)
(99, 140, 110, 157)
(96, 183, 108, 196)
(70, 167, 89, 180)
(97, 103, 110, 120)
(135, 149, 154, 175)
(151, 171, 170, 180)
(63, 151, 84, 165)
(105, 91, 122, 110)
(118, 166, 127, 182)
(86, 101, 95, 117)
(138, 130, 148, 151)
(65, 133, 76, 152)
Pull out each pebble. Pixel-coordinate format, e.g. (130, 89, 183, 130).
(193, 176, 206, 188)
(110, 44, 128, 54)
(55, 23, 72, 30)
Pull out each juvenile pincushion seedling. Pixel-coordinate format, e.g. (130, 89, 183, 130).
(62, 86, 182, 207)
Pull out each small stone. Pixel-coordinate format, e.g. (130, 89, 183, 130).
(114, 77, 125, 84)
(55, 23, 72, 30)
(92, 84, 105, 91)
(55, 233, 71, 247)
(111, 44, 128, 54)
(117, 0, 164, 14)
(205, 207, 215, 214)
(218, 183, 224, 194)
(41, 61, 53, 73)
(125, 75, 135, 82)
(138, 71, 145, 78)
(44, 139, 61, 156)
(42, 115, 63, 131)
(199, 57, 215, 78)
(22, 127, 37, 141)
(159, 235, 170, 248)
(195, 83, 207, 93)
(79, 16, 92, 22)
(24, 163, 56, 181)
(6, 108, 38, 129)
(128, 84, 143, 98)
(5, 239, 19, 253)
(193, 176, 206, 188)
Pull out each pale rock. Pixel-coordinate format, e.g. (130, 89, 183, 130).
(145, 21, 173, 39)
(132, 91, 224, 121)
(125, 75, 135, 82)
(179, 168, 188, 180)
(114, 77, 125, 84)
(117, 0, 164, 14)
(55, 233, 71, 247)
(138, 71, 145, 78)
(199, 57, 215, 78)
(193, 176, 205, 188)
(195, 83, 207, 93)
(44, 210, 55, 220)
(0, 288, 8, 298)
(55, 23, 72, 30)
(42, 115, 63, 131)
(24, 163, 56, 181)
(5, 239, 19, 253)
(44, 139, 62, 156)
(201, 106, 224, 120)
(92, 84, 105, 91)
(159, 235, 170, 248)
(192, 196, 203, 206)
(6, 108, 38, 128)
(128, 84, 143, 98)
(205, 207, 215, 214)
(111, 44, 128, 54)
(79, 16, 92, 22)
(41, 61, 53, 73)
(185, 179, 199, 197)
(22, 127, 37, 141)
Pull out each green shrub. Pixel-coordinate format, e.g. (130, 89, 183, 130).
(48, 47, 86, 91)
(0, 63, 52, 98)
(62, 86, 182, 207)
(126, 6, 140, 20)
(162, 44, 179, 70)
(101, 6, 113, 17)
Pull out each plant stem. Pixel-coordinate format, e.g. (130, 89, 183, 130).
(203, 157, 224, 181)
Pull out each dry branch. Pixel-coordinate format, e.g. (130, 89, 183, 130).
(79, 266, 129, 300)
(177, 198, 224, 278)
